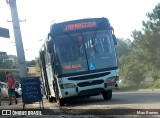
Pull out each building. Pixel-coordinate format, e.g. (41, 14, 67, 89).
(0, 52, 7, 56)
(0, 51, 8, 64)
(8, 55, 18, 68)
(0, 51, 18, 68)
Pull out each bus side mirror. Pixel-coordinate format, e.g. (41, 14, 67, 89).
(112, 34, 117, 45)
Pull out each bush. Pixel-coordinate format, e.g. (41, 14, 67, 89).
(151, 80, 160, 89)
(119, 82, 150, 91)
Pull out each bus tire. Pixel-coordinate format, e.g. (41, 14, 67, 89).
(46, 95, 48, 99)
(57, 98, 65, 106)
(49, 96, 54, 102)
(102, 90, 112, 100)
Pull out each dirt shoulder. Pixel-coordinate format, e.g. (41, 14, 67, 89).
(0, 98, 44, 109)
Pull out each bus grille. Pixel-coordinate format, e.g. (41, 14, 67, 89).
(78, 88, 105, 96)
(77, 80, 104, 87)
(68, 72, 110, 80)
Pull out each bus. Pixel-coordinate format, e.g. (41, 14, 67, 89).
(39, 17, 119, 106)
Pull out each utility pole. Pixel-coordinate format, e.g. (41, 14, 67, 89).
(6, 0, 27, 79)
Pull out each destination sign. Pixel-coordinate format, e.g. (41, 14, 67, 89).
(64, 64, 82, 70)
(50, 18, 111, 35)
(64, 21, 97, 31)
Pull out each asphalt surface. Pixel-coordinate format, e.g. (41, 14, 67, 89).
(0, 91, 160, 117)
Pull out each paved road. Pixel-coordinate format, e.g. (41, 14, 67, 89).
(1, 91, 160, 117)
(40, 91, 160, 109)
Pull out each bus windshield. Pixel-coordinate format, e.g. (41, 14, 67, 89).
(54, 30, 117, 75)
(54, 33, 88, 74)
(84, 30, 117, 70)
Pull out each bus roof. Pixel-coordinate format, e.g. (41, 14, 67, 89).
(50, 17, 112, 35)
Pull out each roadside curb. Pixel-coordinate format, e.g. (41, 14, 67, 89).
(138, 89, 160, 92)
(113, 89, 160, 92)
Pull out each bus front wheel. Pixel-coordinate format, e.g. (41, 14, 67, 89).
(102, 90, 112, 100)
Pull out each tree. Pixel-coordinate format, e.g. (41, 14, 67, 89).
(26, 60, 36, 67)
(131, 3, 160, 81)
(35, 57, 40, 72)
(116, 38, 131, 59)
(0, 72, 6, 82)
(0, 57, 10, 82)
(119, 51, 146, 84)
(119, 3, 160, 83)
(26, 58, 41, 72)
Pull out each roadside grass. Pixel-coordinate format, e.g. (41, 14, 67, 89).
(150, 79, 160, 89)
(119, 79, 160, 91)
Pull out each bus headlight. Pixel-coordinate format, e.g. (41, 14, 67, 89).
(60, 83, 76, 89)
(106, 76, 119, 83)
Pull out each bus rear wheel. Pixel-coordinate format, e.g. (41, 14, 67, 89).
(102, 90, 112, 100)
(57, 98, 65, 106)
(49, 96, 54, 102)
(46, 95, 48, 99)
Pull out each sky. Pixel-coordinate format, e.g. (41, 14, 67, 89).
(0, 0, 159, 61)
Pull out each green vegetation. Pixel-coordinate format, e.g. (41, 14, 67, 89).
(150, 80, 160, 89)
(26, 57, 41, 72)
(35, 57, 41, 72)
(0, 55, 16, 82)
(0, 72, 6, 82)
(120, 83, 149, 91)
(118, 3, 160, 89)
(120, 80, 160, 91)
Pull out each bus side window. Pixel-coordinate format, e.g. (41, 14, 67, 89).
(112, 34, 117, 45)
(47, 41, 53, 53)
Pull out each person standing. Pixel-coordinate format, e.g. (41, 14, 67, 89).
(6, 72, 17, 105)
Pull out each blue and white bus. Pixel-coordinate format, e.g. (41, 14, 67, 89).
(39, 17, 119, 106)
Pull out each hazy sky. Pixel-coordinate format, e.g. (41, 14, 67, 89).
(0, 0, 159, 61)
